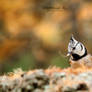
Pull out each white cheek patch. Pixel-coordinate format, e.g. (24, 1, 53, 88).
(73, 43, 85, 56)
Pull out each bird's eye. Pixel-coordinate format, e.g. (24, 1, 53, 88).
(73, 47, 75, 50)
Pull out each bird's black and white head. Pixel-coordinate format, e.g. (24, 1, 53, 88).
(67, 35, 87, 61)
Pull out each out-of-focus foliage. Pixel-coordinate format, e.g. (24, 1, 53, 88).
(0, 0, 92, 74)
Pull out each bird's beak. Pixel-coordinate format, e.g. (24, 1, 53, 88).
(67, 52, 71, 56)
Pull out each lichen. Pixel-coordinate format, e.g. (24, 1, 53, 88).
(0, 67, 92, 92)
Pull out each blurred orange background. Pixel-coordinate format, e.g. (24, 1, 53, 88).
(0, 0, 92, 74)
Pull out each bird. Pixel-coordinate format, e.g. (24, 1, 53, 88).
(67, 35, 92, 68)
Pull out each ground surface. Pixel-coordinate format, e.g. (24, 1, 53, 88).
(0, 67, 92, 92)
